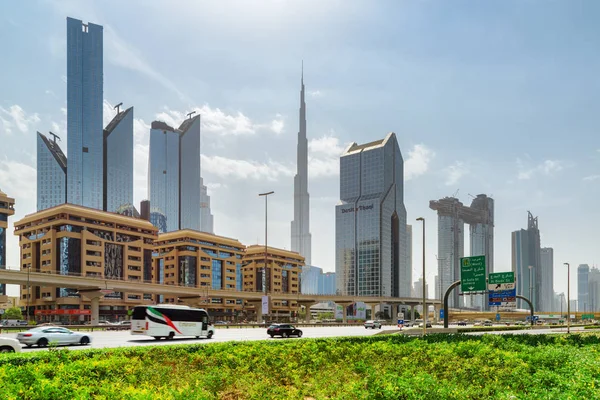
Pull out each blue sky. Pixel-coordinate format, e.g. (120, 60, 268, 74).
(1, 0, 599, 300)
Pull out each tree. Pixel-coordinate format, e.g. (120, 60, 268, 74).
(375, 311, 391, 320)
(3, 307, 23, 320)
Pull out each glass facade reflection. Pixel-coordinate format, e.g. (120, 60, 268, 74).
(66, 17, 104, 209)
(37, 133, 67, 211)
(103, 107, 133, 212)
(212, 259, 222, 289)
(335, 133, 408, 297)
(57, 237, 81, 297)
(179, 256, 197, 287)
(0, 226, 5, 295)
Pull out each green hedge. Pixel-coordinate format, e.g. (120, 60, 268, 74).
(1, 334, 600, 399)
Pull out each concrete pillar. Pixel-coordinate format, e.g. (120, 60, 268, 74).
(90, 297, 100, 325)
(256, 304, 263, 324)
(410, 305, 415, 324)
(305, 307, 312, 323)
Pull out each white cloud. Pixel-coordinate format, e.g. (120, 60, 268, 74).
(156, 105, 284, 136)
(444, 161, 469, 186)
(583, 175, 600, 181)
(308, 133, 346, 178)
(201, 155, 294, 181)
(309, 134, 345, 158)
(51, 122, 60, 133)
(308, 90, 323, 98)
(405, 144, 435, 181)
(517, 158, 564, 180)
(0, 105, 41, 136)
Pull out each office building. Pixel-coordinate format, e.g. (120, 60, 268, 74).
(200, 178, 214, 234)
(430, 194, 494, 309)
(148, 115, 214, 233)
(406, 224, 412, 294)
(301, 265, 336, 295)
(66, 17, 104, 209)
(291, 67, 312, 265)
(335, 132, 409, 297)
(13, 204, 157, 323)
(37, 132, 67, 211)
(242, 245, 303, 319)
(0, 190, 15, 295)
(511, 212, 541, 310)
(588, 267, 600, 312)
(578, 264, 590, 312)
(320, 272, 336, 295)
(103, 106, 134, 213)
(540, 247, 554, 312)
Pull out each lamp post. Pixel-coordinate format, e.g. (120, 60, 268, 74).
(564, 263, 570, 334)
(259, 191, 274, 295)
(560, 293, 564, 320)
(528, 265, 533, 304)
(416, 217, 426, 335)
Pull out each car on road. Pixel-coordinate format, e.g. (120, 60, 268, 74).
(16, 327, 92, 348)
(364, 320, 382, 329)
(0, 337, 22, 353)
(483, 321, 493, 327)
(419, 322, 432, 328)
(457, 321, 468, 326)
(267, 324, 303, 338)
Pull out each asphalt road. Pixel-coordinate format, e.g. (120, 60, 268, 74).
(4, 325, 398, 353)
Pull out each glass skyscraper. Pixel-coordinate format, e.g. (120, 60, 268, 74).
(103, 107, 134, 212)
(335, 132, 409, 298)
(148, 116, 214, 233)
(578, 264, 590, 312)
(511, 212, 541, 310)
(37, 132, 67, 211)
(0, 190, 15, 295)
(66, 17, 104, 209)
(540, 247, 554, 312)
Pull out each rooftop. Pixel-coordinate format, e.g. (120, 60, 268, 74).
(104, 107, 133, 138)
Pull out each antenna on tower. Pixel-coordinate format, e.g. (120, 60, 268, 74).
(186, 111, 197, 119)
(452, 189, 460, 198)
(48, 132, 61, 143)
(114, 102, 123, 114)
(468, 193, 476, 199)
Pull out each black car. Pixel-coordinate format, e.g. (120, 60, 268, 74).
(267, 324, 303, 338)
(457, 321, 467, 326)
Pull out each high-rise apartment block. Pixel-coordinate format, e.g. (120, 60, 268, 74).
(291, 68, 312, 265)
(511, 212, 541, 310)
(430, 194, 494, 309)
(578, 264, 590, 312)
(148, 116, 213, 233)
(103, 106, 134, 213)
(37, 132, 67, 211)
(540, 247, 554, 311)
(0, 189, 15, 295)
(66, 17, 104, 209)
(335, 133, 409, 298)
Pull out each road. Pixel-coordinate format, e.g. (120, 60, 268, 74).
(3, 325, 398, 353)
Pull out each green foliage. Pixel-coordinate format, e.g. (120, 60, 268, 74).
(1, 334, 600, 399)
(2, 306, 23, 320)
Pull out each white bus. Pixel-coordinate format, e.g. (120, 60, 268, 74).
(130, 305, 215, 340)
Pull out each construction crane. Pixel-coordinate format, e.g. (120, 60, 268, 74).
(114, 102, 123, 114)
(48, 132, 61, 143)
(187, 111, 197, 119)
(452, 189, 460, 198)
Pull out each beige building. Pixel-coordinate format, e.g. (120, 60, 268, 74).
(242, 245, 303, 319)
(13, 204, 158, 323)
(0, 189, 15, 296)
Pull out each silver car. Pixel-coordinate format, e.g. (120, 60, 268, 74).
(0, 337, 22, 353)
(17, 327, 92, 348)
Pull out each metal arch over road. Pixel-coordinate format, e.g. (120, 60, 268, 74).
(0, 269, 440, 306)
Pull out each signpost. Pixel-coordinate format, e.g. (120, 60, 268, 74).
(460, 256, 487, 293)
(440, 309, 444, 319)
(582, 314, 595, 320)
(488, 272, 516, 310)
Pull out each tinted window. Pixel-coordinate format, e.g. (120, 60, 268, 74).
(132, 306, 147, 320)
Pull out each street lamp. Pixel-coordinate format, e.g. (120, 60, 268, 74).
(259, 191, 274, 295)
(528, 265, 533, 304)
(416, 217, 426, 335)
(564, 263, 570, 334)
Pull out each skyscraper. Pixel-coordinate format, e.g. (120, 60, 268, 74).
(37, 132, 67, 211)
(0, 189, 15, 295)
(103, 106, 133, 213)
(66, 17, 104, 209)
(291, 66, 312, 265)
(540, 247, 554, 311)
(148, 115, 213, 233)
(511, 212, 541, 310)
(335, 133, 408, 297)
(200, 177, 214, 234)
(406, 224, 413, 294)
(578, 264, 590, 312)
(588, 267, 600, 312)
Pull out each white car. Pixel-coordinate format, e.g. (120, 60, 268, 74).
(364, 320, 382, 329)
(0, 337, 22, 353)
(17, 327, 92, 348)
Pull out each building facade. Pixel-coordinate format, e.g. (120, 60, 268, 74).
(13, 204, 158, 323)
(148, 116, 214, 233)
(430, 194, 494, 309)
(66, 17, 104, 209)
(540, 247, 554, 312)
(578, 264, 590, 312)
(291, 68, 312, 265)
(242, 245, 303, 319)
(0, 190, 15, 295)
(335, 132, 409, 298)
(300, 265, 336, 295)
(153, 230, 244, 318)
(320, 272, 336, 295)
(37, 132, 67, 211)
(511, 212, 541, 310)
(103, 106, 134, 213)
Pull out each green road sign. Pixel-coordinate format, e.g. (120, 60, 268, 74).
(489, 272, 515, 285)
(582, 314, 595, 320)
(460, 255, 486, 293)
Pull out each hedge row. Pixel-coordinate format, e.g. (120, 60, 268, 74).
(1, 334, 599, 399)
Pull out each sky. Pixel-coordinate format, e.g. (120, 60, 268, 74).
(1, 0, 599, 300)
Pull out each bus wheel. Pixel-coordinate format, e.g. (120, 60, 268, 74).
(153, 337, 161, 340)
(167, 332, 175, 340)
(207, 331, 214, 339)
